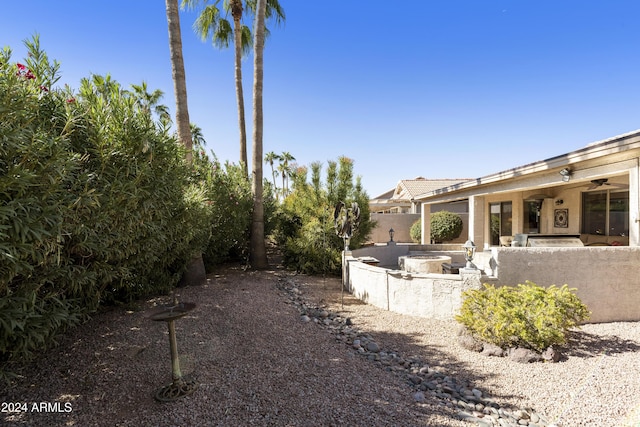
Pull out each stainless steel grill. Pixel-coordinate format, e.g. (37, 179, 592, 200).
(512, 234, 584, 247)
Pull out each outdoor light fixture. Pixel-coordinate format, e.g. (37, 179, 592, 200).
(462, 240, 476, 269)
(559, 168, 572, 182)
(389, 228, 395, 242)
(555, 199, 564, 206)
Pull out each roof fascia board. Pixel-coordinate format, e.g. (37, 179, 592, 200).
(416, 129, 640, 201)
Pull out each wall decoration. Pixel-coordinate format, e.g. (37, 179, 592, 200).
(554, 208, 568, 228)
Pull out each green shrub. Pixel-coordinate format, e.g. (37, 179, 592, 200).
(282, 217, 342, 275)
(0, 36, 279, 376)
(273, 157, 374, 274)
(0, 38, 217, 372)
(430, 211, 463, 243)
(198, 155, 253, 268)
(0, 40, 97, 370)
(456, 281, 590, 352)
(410, 219, 421, 243)
(74, 73, 198, 304)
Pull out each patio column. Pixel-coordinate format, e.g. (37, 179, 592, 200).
(421, 203, 431, 245)
(468, 196, 485, 247)
(630, 161, 640, 247)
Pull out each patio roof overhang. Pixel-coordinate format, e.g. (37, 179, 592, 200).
(415, 129, 640, 205)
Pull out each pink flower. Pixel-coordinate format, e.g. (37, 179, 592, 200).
(15, 63, 35, 80)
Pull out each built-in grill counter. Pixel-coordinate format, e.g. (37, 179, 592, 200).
(512, 234, 584, 247)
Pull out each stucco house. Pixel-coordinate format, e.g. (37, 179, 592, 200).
(368, 178, 469, 243)
(370, 177, 469, 214)
(415, 129, 640, 249)
(351, 129, 640, 323)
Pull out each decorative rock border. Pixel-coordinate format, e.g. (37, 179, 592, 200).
(277, 277, 555, 427)
(457, 330, 563, 364)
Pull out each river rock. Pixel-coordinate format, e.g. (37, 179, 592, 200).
(458, 332, 484, 352)
(542, 345, 561, 363)
(481, 343, 505, 357)
(366, 341, 380, 353)
(509, 347, 543, 363)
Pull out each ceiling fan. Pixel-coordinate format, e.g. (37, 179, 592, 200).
(590, 178, 609, 187)
(586, 178, 627, 190)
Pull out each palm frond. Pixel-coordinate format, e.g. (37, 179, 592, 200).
(213, 19, 233, 49)
(265, 0, 285, 26)
(194, 4, 222, 42)
(240, 25, 253, 55)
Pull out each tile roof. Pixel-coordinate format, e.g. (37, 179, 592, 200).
(392, 178, 472, 200)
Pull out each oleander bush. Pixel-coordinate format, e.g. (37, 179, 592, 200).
(197, 154, 253, 268)
(0, 37, 252, 376)
(456, 281, 590, 352)
(1, 40, 95, 372)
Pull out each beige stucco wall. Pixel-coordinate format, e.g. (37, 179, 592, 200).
(346, 259, 482, 320)
(370, 212, 469, 244)
(493, 246, 640, 323)
(347, 243, 410, 267)
(369, 213, 420, 243)
(346, 246, 640, 323)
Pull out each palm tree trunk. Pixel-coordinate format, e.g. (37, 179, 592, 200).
(233, 14, 248, 175)
(249, 0, 268, 268)
(165, 0, 193, 164)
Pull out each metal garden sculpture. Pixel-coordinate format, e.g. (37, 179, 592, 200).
(334, 201, 360, 251)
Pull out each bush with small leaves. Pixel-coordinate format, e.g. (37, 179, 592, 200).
(455, 281, 590, 352)
(430, 211, 463, 243)
(410, 219, 421, 243)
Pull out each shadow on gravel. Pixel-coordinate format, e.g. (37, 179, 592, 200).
(350, 328, 525, 406)
(562, 329, 640, 358)
(293, 275, 526, 407)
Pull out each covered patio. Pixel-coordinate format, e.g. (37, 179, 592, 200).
(344, 130, 640, 324)
(416, 129, 640, 249)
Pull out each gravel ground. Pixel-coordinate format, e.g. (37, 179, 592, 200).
(1, 263, 640, 427)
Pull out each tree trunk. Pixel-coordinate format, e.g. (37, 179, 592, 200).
(232, 12, 248, 174)
(249, 0, 268, 269)
(165, 0, 193, 164)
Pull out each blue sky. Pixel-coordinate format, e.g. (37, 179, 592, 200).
(4, 1, 640, 197)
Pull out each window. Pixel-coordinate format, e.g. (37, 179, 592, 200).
(582, 191, 629, 236)
(523, 200, 542, 234)
(489, 202, 512, 245)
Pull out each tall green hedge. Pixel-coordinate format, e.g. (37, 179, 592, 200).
(1, 42, 95, 371)
(0, 38, 252, 374)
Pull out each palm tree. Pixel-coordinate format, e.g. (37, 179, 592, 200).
(190, 123, 206, 146)
(185, 0, 284, 173)
(165, 0, 193, 164)
(264, 151, 281, 197)
(130, 80, 172, 124)
(229, 0, 250, 175)
(278, 151, 295, 197)
(249, 0, 268, 269)
(90, 73, 119, 100)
